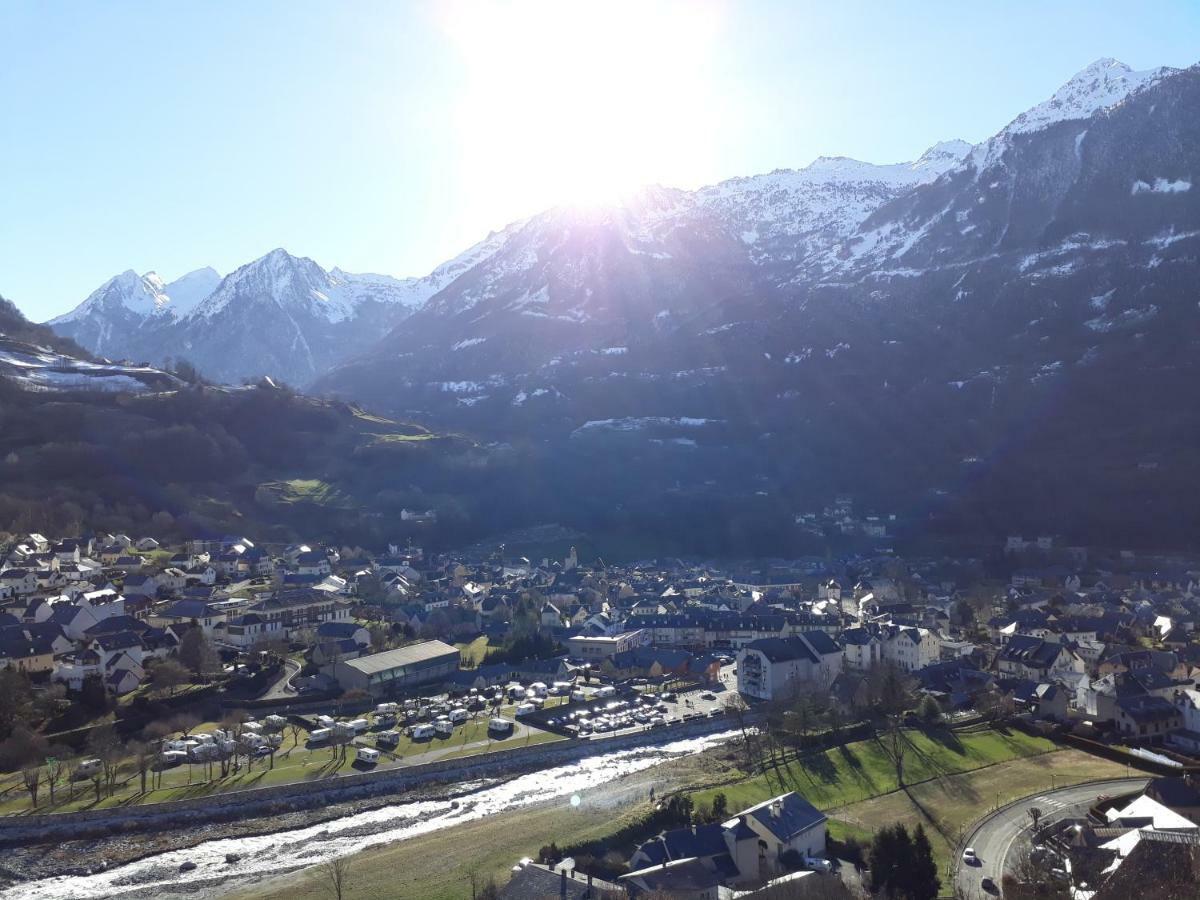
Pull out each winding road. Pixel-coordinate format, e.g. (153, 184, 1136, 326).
(953, 777, 1148, 899)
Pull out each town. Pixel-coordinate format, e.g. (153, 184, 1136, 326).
(0, 528, 1198, 898)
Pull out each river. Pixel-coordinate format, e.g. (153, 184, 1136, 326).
(4, 729, 739, 900)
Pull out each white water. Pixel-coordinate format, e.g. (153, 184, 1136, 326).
(6, 730, 738, 900)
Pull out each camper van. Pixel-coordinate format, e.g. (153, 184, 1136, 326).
(528, 682, 548, 697)
(515, 702, 536, 717)
(75, 758, 102, 779)
(308, 728, 332, 743)
(157, 750, 188, 769)
(356, 747, 380, 764)
(448, 708, 469, 724)
(506, 683, 526, 700)
(488, 717, 513, 733)
(409, 724, 435, 740)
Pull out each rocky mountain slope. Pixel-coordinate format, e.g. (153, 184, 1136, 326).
(311, 59, 1200, 548)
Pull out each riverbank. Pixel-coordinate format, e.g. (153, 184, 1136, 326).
(226, 746, 740, 900)
(0, 729, 741, 900)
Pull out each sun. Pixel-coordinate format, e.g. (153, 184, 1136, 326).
(437, 0, 728, 218)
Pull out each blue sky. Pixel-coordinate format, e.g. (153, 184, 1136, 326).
(3, 0, 1198, 321)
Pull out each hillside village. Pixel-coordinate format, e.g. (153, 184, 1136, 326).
(3, 529, 1200, 895)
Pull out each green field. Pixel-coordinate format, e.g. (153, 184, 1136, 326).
(255, 478, 355, 508)
(230, 727, 1128, 900)
(830, 747, 1128, 881)
(455, 636, 491, 667)
(691, 726, 1054, 812)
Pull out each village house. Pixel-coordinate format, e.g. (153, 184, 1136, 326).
(622, 792, 827, 894)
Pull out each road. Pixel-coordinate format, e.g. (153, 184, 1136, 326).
(954, 777, 1148, 899)
(258, 658, 300, 700)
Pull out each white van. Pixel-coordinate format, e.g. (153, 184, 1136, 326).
(356, 747, 380, 764)
(410, 724, 435, 740)
(448, 708, 469, 724)
(308, 728, 332, 743)
(488, 717, 513, 733)
(515, 702, 535, 717)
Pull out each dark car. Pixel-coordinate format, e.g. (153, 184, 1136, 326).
(981, 876, 997, 894)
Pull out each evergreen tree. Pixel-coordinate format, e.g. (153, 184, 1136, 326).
(178, 624, 219, 675)
(910, 824, 941, 900)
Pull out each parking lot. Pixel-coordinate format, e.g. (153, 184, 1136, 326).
(532, 678, 733, 740)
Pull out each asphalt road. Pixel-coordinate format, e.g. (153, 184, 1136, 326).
(954, 777, 1148, 899)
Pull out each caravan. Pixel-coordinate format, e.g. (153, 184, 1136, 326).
(409, 724, 435, 740)
(356, 747, 380, 765)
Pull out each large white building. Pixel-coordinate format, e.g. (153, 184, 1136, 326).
(736, 632, 843, 701)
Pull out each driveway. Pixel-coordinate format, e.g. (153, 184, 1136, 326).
(259, 659, 301, 700)
(954, 777, 1147, 899)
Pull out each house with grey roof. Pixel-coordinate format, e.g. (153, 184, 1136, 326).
(623, 792, 826, 894)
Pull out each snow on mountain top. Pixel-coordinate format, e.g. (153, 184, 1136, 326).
(49, 269, 170, 324)
(1002, 58, 1176, 136)
(192, 249, 445, 323)
(49, 266, 220, 326)
(161, 267, 221, 317)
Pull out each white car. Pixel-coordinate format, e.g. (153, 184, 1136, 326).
(962, 848, 978, 865)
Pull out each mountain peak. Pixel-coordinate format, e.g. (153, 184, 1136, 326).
(1002, 57, 1176, 137)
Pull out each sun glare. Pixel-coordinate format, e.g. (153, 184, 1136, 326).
(438, 0, 728, 221)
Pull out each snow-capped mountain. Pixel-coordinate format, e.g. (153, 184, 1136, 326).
(153, 248, 480, 385)
(48, 234, 522, 384)
(309, 58, 1200, 546)
(49, 267, 220, 356)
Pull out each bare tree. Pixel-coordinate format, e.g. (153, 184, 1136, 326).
(884, 715, 907, 787)
(87, 724, 123, 797)
(286, 721, 303, 756)
(130, 740, 154, 794)
(44, 748, 67, 805)
(1028, 806, 1044, 832)
(723, 693, 756, 766)
(321, 856, 352, 900)
(21, 764, 40, 808)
